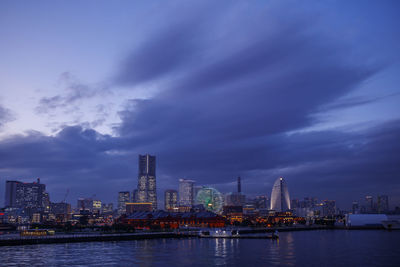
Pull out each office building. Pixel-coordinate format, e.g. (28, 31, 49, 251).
(270, 177, 291, 212)
(5, 179, 46, 210)
(164, 190, 178, 211)
(179, 179, 195, 207)
(137, 154, 157, 209)
(377, 195, 389, 214)
(322, 200, 336, 217)
(365, 196, 374, 213)
(118, 191, 131, 215)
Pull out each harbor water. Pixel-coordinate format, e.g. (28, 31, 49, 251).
(1, 230, 399, 266)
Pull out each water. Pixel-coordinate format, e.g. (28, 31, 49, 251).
(1, 230, 399, 266)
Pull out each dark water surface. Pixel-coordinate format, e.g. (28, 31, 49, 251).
(1, 230, 399, 266)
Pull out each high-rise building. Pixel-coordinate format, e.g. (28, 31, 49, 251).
(164, 190, 178, 211)
(5, 179, 46, 210)
(77, 198, 94, 212)
(322, 200, 336, 217)
(237, 176, 241, 193)
(137, 154, 157, 209)
(352, 201, 359, 214)
(132, 189, 138, 203)
(377, 195, 389, 214)
(118, 191, 131, 215)
(5, 181, 19, 208)
(365, 196, 374, 213)
(178, 179, 195, 207)
(270, 177, 291, 212)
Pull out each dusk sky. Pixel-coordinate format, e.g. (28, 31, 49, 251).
(0, 1, 399, 209)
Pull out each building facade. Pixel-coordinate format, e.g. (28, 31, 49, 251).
(178, 179, 195, 207)
(5, 179, 46, 210)
(118, 191, 131, 215)
(137, 154, 157, 209)
(164, 190, 178, 211)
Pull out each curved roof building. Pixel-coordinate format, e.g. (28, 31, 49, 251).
(270, 177, 291, 212)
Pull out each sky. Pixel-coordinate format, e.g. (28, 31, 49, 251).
(0, 0, 399, 209)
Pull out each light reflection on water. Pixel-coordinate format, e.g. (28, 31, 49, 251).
(0, 230, 399, 266)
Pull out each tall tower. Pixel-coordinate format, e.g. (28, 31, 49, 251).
(137, 154, 157, 209)
(270, 177, 291, 212)
(237, 176, 241, 193)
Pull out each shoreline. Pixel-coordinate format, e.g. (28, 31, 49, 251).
(0, 226, 390, 247)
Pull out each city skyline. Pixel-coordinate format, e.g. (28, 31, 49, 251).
(0, 1, 399, 208)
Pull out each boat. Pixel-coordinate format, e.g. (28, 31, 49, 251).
(198, 229, 279, 239)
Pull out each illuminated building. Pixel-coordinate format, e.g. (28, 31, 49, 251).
(122, 211, 226, 229)
(137, 154, 157, 209)
(50, 202, 71, 222)
(179, 179, 195, 207)
(322, 200, 336, 217)
(270, 177, 291, 212)
(5, 179, 46, 209)
(102, 203, 113, 214)
(118, 192, 130, 215)
(165, 190, 178, 211)
(92, 200, 102, 214)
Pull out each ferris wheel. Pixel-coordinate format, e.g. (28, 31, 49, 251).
(195, 187, 223, 213)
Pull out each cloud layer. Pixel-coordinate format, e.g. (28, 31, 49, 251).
(0, 2, 399, 208)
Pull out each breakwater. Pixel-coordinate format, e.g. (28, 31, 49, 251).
(0, 232, 194, 246)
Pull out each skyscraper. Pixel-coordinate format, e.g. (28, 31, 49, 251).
(270, 177, 291, 212)
(5, 179, 46, 210)
(137, 154, 157, 209)
(365, 195, 374, 213)
(377, 195, 389, 214)
(178, 179, 195, 207)
(5, 180, 19, 208)
(117, 191, 131, 215)
(164, 190, 178, 211)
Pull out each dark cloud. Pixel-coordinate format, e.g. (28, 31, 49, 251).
(0, 104, 15, 129)
(1, 2, 399, 209)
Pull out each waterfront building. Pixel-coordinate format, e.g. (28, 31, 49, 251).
(377, 195, 389, 214)
(178, 179, 195, 207)
(126, 202, 153, 214)
(137, 154, 157, 209)
(118, 192, 131, 215)
(164, 190, 178, 211)
(270, 177, 291, 212)
(122, 211, 226, 229)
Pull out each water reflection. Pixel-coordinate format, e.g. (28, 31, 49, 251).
(0, 231, 399, 266)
